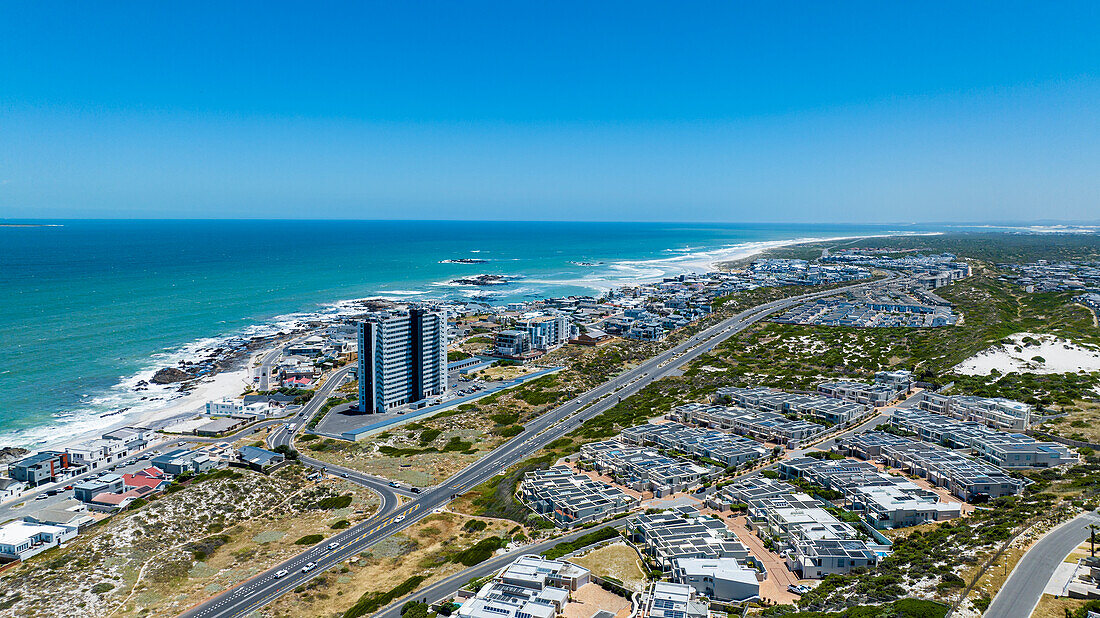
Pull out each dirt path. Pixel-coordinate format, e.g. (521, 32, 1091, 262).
(725, 514, 801, 605)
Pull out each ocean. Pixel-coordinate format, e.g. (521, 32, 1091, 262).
(0, 220, 929, 449)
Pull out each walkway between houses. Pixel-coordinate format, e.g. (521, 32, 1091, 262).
(726, 514, 801, 606)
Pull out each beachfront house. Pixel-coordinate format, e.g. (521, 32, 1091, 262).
(9, 451, 71, 487)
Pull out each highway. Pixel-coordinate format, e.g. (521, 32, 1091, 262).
(179, 273, 895, 618)
(983, 509, 1100, 618)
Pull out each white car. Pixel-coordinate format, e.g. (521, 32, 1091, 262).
(394, 515, 406, 523)
(273, 569, 289, 579)
(328, 542, 340, 551)
(301, 562, 316, 573)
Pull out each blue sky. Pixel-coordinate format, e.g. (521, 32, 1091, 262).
(1, 2, 1098, 222)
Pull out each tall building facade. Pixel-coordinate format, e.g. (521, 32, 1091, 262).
(358, 309, 448, 413)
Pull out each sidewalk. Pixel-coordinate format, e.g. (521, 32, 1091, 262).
(726, 514, 801, 605)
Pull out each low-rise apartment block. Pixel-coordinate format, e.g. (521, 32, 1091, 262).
(890, 409, 1076, 468)
(580, 441, 715, 497)
(835, 431, 1027, 501)
(671, 402, 825, 446)
(519, 466, 637, 528)
(458, 555, 590, 618)
(779, 457, 961, 528)
(817, 378, 905, 407)
(715, 477, 887, 579)
(917, 391, 1032, 431)
(640, 582, 710, 618)
(626, 507, 750, 568)
(205, 398, 272, 420)
(8, 451, 71, 487)
(717, 386, 869, 425)
(670, 557, 760, 603)
(620, 422, 769, 468)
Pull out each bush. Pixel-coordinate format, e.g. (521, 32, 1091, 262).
(274, 444, 299, 460)
(462, 519, 488, 533)
(342, 575, 426, 618)
(544, 527, 619, 560)
(315, 494, 354, 509)
(489, 413, 520, 425)
(331, 519, 351, 529)
(451, 537, 506, 566)
(295, 534, 325, 545)
(498, 425, 524, 438)
(402, 601, 430, 618)
(90, 582, 114, 594)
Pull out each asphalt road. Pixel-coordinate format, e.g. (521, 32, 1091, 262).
(179, 273, 896, 618)
(984, 509, 1100, 618)
(374, 519, 631, 618)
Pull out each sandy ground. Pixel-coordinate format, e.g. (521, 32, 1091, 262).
(953, 332, 1100, 376)
(724, 513, 802, 605)
(562, 583, 632, 618)
(30, 358, 257, 457)
(569, 543, 648, 592)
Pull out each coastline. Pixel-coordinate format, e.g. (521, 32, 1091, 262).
(1, 229, 910, 454)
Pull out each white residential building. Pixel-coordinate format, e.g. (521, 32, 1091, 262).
(458, 555, 590, 618)
(671, 557, 760, 602)
(0, 520, 77, 561)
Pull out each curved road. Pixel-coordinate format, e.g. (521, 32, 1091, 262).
(179, 273, 896, 618)
(984, 510, 1100, 618)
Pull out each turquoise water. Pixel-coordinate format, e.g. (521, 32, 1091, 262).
(0, 220, 922, 448)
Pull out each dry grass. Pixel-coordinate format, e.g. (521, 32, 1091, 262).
(117, 478, 379, 616)
(569, 543, 647, 591)
(0, 466, 376, 618)
(262, 512, 518, 618)
(1040, 400, 1100, 444)
(1032, 592, 1088, 618)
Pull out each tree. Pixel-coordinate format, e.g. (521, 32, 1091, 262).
(273, 444, 299, 461)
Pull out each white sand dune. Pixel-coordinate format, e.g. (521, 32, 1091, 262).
(953, 332, 1100, 375)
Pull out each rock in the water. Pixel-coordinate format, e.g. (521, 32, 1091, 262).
(0, 446, 29, 464)
(151, 367, 194, 384)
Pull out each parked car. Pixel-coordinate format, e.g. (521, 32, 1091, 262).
(35, 494, 48, 500)
(301, 562, 316, 573)
(273, 569, 289, 579)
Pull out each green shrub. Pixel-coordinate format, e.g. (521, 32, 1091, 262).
(498, 425, 524, 437)
(315, 494, 354, 509)
(462, 519, 488, 533)
(543, 527, 619, 560)
(450, 537, 505, 567)
(342, 575, 425, 618)
(90, 583, 114, 594)
(295, 534, 325, 545)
